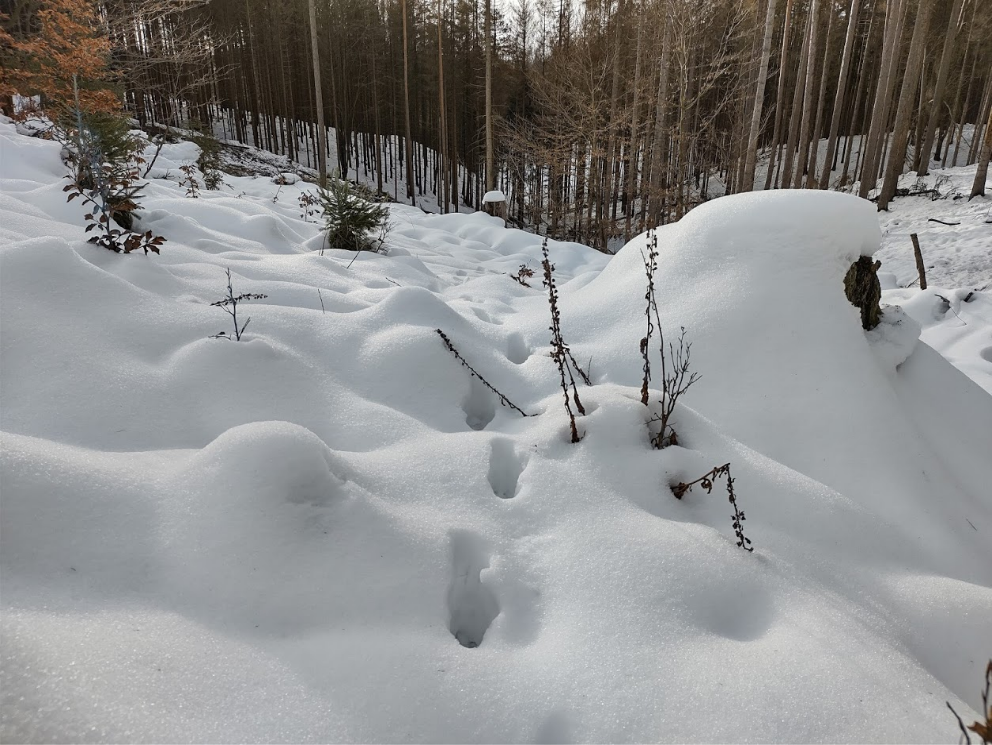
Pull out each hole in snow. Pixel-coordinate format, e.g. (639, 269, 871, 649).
(505, 333, 531, 365)
(980, 346, 992, 364)
(462, 376, 496, 431)
(446, 530, 500, 648)
(487, 438, 525, 499)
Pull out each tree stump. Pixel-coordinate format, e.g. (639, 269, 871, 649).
(844, 256, 882, 330)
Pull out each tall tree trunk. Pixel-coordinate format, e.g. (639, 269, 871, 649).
(402, 0, 416, 205)
(970, 102, 992, 199)
(819, 0, 861, 189)
(780, 5, 811, 188)
(649, 11, 672, 226)
(858, 0, 906, 198)
(307, 0, 327, 187)
(485, 0, 494, 191)
(624, 0, 645, 239)
(917, 0, 965, 176)
(792, 0, 820, 189)
(743, 0, 778, 192)
(764, 0, 794, 190)
(877, 0, 933, 211)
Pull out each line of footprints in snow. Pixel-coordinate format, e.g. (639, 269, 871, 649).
(449, 328, 531, 648)
(447, 438, 525, 649)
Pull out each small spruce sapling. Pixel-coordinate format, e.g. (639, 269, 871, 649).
(318, 175, 390, 253)
(191, 123, 223, 190)
(210, 268, 267, 341)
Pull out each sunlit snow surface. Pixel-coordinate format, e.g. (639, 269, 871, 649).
(2, 119, 991, 743)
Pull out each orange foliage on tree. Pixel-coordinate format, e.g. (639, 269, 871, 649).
(0, 0, 119, 119)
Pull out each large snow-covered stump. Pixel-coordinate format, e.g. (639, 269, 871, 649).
(844, 255, 882, 330)
(482, 189, 506, 219)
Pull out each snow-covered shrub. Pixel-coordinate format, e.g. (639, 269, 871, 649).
(317, 177, 390, 254)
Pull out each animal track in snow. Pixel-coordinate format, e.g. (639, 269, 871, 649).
(505, 333, 531, 365)
(462, 377, 496, 431)
(446, 530, 500, 648)
(472, 307, 501, 325)
(487, 439, 526, 499)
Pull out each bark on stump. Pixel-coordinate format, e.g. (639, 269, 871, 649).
(844, 256, 882, 330)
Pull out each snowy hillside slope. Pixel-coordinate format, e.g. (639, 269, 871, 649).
(2, 119, 991, 743)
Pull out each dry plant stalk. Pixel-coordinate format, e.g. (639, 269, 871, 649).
(640, 229, 699, 448)
(948, 661, 992, 745)
(672, 463, 753, 552)
(435, 329, 530, 417)
(541, 238, 589, 443)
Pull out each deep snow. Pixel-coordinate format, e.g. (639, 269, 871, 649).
(1, 118, 991, 743)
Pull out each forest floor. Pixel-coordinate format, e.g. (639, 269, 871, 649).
(1, 117, 991, 743)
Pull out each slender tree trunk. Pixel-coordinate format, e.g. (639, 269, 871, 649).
(307, 0, 327, 187)
(877, 0, 933, 210)
(743, 0, 778, 191)
(485, 0, 494, 191)
(764, 0, 794, 189)
(820, 0, 861, 189)
(805, 0, 835, 186)
(917, 0, 965, 176)
(858, 0, 906, 198)
(970, 103, 992, 199)
(792, 0, 820, 189)
(624, 0, 645, 239)
(402, 0, 416, 205)
(781, 5, 811, 188)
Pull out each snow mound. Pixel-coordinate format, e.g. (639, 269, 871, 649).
(2, 120, 991, 742)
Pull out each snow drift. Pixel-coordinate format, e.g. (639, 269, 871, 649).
(1, 119, 990, 743)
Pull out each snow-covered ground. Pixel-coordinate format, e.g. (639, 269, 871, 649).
(2, 118, 991, 742)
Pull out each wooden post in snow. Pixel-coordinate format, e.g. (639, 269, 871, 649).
(911, 233, 927, 290)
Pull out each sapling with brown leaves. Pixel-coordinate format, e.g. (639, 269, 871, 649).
(210, 268, 268, 341)
(179, 163, 200, 198)
(299, 191, 320, 222)
(510, 264, 534, 287)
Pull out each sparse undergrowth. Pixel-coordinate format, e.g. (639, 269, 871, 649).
(510, 264, 534, 287)
(210, 268, 267, 341)
(640, 229, 699, 448)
